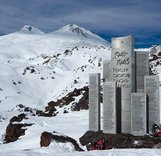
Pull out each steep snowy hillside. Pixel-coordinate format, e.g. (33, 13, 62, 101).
(0, 24, 112, 154)
(0, 24, 111, 111)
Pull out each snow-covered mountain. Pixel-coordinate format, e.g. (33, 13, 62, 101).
(20, 25, 44, 34)
(0, 24, 161, 156)
(0, 24, 111, 111)
(0, 24, 112, 155)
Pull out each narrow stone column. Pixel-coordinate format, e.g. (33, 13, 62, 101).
(131, 93, 147, 136)
(144, 75, 160, 133)
(89, 73, 101, 131)
(111, 35, 135, 133)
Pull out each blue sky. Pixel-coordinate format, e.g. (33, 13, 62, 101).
(0, 0, 161, 48)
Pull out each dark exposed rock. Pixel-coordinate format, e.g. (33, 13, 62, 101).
(40, 131, 84, 151)
(79, 131, 161, 150)
(10, 113, 26, 124)
(40, 77, 45, 80)
(24, 107, 32, 112)
(4, 123, 33, 143)
(38, 86, 89, 117)
(74, 79, 78, 84)
(72, 87, 89, 111)
(149, 54, 159, 62)
(63, 110, 69, 113)
(4, 113, 33, 143)
(36, 110, 44, 116)
(30, 68, 35, 73)
(36, 109, 56, 117)
(17, 104, 25, 108)
(36, 101, 57, 117)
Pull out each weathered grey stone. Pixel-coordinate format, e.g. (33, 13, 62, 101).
(103, 60, 112, 82)
(144, 75, 160, 134)
(103, 81, 117, 133)
(131, 93, 147, 136)
(89, 73, 100, 131)
(111, 35, 135, 133)
(135, 51, 149, 92)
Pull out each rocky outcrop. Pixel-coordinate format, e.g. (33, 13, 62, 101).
(72, 87, 89, 111)
(79, 131, 161, 150)
(10, 113, 27, 123)
(40, 131, 84, 151)
(3, 113, 33, 143)
(37, 86, 89, 117)
(4, 123, 32, 143)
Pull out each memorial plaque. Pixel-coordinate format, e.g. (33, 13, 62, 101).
(136, 51, 149, 92)
(111, 35, 135, 133)
(144, 75, 160, 133)
(103, 60, 112, 82)
(131, 93, 147, 136)
(89, 73, 101, 131)
(103, 81, 117, 133)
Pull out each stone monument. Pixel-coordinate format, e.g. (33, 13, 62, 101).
(89, 73, 101, 131)
(89, 35, 160, 136)
(111, 35, 135, 133)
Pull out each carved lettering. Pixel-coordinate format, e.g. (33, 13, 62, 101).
(113, 51, 128, 59)
(113, 73, 131, 78)
(117, 58, 130, 65)
(112, 49, 131, 89)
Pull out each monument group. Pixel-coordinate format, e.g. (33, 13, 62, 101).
(89, 35, 160, 136)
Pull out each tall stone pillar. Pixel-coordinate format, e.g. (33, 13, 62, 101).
(103, 60, 112, 82)
(131, 93, 147, 136)
(135, 51, 149, 92)
(89, 73, 101, 131)
(103, 81, 117, 133)
(103, 81, 121, 134)
(111, 35, 135, 133)
(144, 75, 160, 133)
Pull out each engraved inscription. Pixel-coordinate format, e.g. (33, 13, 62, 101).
(103, 82, 116, 133)
(131, 93, 147, 136)
(112, 49, 132, 89)
(144, 76, 160, 133)
(89, 73, 100, 131)
(111, 35, 134, 133)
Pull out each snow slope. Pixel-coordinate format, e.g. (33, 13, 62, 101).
(0, 24, 110, 111)
(0, 25, 161, 155)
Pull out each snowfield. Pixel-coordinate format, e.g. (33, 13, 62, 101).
(0, 24, 161, 155)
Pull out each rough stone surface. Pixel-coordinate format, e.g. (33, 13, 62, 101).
(80, 131, 161, 150)
(36, 86, 89, 116)
(40, 131, 84, 151)
(10, 113, 27, 123)
(4, 123, 32, 143)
